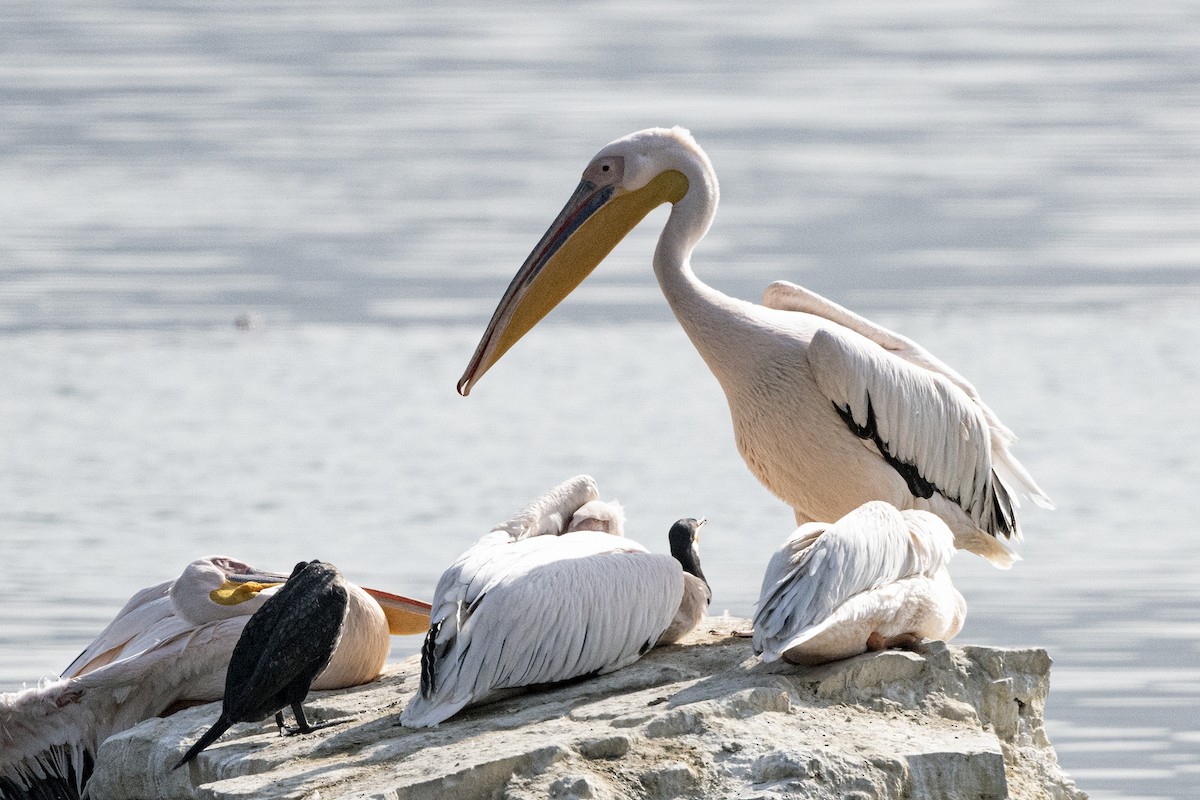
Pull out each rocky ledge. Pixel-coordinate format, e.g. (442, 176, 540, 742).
(89, 617, 1085, 799)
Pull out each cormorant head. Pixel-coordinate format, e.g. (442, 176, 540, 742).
(289, 560, 321, 581)
(668, 517, 707, 583)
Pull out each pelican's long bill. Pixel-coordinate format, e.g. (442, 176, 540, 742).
(457, 163, 688, 395)
(362, 587, 433, 635)
(208, 568, 290, 606)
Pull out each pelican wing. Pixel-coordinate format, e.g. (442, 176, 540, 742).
(1, 617, 242, 798)
(402, 532, 682, 728)
(762, 281, 994, 401)
(752, 502, 950, 660)
(806, 323, 1011, 535)
(413, 474, 608, 679)
(61, 580, 174, 678)
(763, 280, 1052, 516)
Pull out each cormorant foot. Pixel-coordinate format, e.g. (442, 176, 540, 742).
(280, 720, 343, 736)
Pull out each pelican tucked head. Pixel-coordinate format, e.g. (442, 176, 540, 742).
(566, 499, 627, 537)
(458, 127, 717, 395)
(171, 556, 289, 626)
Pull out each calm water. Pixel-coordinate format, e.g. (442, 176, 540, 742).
(2, 2, 1200, 797)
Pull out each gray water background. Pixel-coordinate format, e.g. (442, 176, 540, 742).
(2, 2, 1199, 797)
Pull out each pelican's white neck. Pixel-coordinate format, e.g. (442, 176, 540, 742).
(643, 128, 719, 280)
(644, 132, 749, 367)
(656, 149, 718, 285)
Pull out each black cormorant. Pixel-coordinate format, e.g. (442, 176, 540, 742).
(657, 517, 711, 645)
(174, 560, 348, 768)
(669, 518, 710, 601)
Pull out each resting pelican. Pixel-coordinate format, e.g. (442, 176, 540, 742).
(752, 501, 966, 665)
(177, 561, 349, 768)
(566, 499, 626, 536)
(457, 127, 1052, 567)
(0, 556, 430, 799)
(400, 476, 707, 728)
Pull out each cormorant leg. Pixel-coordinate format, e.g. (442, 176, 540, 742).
(275, 710, 287, 736)
(291, 702, 315, 734)
(279, 703, 347, 735)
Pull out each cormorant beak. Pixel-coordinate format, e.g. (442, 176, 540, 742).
(694, 517, 707, 541)
(362, 588, 434, 635)
(209, 569, 290, 606)
(457, 168, 688, 396)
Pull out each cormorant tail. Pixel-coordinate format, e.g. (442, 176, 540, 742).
(172, 715, 232, 770)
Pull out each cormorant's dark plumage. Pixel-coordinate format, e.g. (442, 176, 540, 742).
(174, 560, 348, 769)
(668, 518, 711, 604)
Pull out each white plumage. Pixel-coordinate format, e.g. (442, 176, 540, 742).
(61, 556, 283, 682)
(567, 499, 626, 536)
(401, 476, 699, 728)
(458, 127, 1052, 567)
(752, 501, 966, 665)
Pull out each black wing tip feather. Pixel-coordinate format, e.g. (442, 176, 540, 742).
(0, 746, 94, 800)
(990, 471, 1017, 539)
(419, 619, 442, 699)
(834, 397, 936, 500)
(834, 394, 1022, 541)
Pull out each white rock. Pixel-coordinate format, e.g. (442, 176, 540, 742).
(88, 617, 1085, 800)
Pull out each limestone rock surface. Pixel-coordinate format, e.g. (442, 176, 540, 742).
(88, 617, 1086, 800)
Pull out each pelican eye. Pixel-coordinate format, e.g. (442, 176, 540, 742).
(584, 156, 624, 184)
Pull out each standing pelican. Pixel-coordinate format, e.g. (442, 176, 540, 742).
(176, 561, 349, 768)
(752, 501, 966, 665)
(0, 557, 430, 799)
(457, 127, 1052, 566)
(400, 476, 707, 728)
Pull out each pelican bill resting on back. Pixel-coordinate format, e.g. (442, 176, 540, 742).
(752, 501, 966, 665)
(0, 556, 430, 800)
(457, 127, 1052, 567)
(400, 475, 709, 728)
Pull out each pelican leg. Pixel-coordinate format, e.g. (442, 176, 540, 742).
(866, 632, 924, 652)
